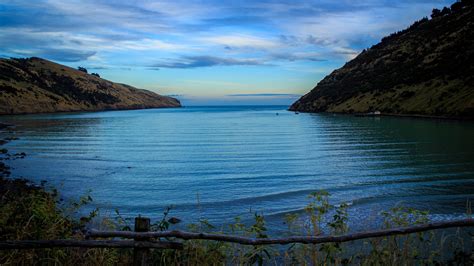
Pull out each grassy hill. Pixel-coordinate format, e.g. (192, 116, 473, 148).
(0, 57, 180, 115)
(290, 1, 474, 119)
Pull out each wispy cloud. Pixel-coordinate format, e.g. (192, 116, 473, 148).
(227, 93, 302, 97)
(0, 0, 453, 103)
(0, 0, 450, 64)
(150, 56, 264, 69)
(201, 34, 280, 50)
(269, 52, 326, 62)
(7, 48, 96, 62)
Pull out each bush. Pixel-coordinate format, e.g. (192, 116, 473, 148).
(431, 8, 441, 18)
(1, 184, 472, 265)
(441, 6, 452, 15)
(451, 1, 464, 12)
(77, 67, 88, 73)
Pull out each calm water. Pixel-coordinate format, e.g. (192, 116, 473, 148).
(1, 106, 474, 230)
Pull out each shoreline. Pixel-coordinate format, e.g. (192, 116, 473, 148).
(291, 110, 474, 122)
(0, 105, 182, 117)
(0, 122, 44, 210)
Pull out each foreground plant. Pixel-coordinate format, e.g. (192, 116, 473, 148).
(0, 181, 472, 265)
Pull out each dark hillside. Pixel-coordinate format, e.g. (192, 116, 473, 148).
(290, 1, 474, 118)
(0, 57, 180, 115)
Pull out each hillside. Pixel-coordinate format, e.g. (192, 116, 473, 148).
(0, 57, 180, 115)
(290, 1, 474, 119)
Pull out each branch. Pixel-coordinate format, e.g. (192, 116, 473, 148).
(2, 219, 472, 250)
(87, 218, 474, 245)
(0, 240, 183, 250)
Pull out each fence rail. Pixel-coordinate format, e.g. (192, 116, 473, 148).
(0, 240, 183, 250)
(86, 218, 474, 245)
(1, 217, 473, 265)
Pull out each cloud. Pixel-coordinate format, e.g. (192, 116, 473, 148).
(150, 56, 264, 69)
(201, 15, 268, 27)
(202, 34, 280, 50)
(8, 48, 96, 62)
(227, 93, 301, 97)
(270, 52, 326, 62)
(87, 66, 108, 70)
(332, 47, 360, 60)
(40, 49, 96, 62)
(0, 0, 453, 75)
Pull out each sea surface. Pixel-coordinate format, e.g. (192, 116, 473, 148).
(1, 106, 474, 231)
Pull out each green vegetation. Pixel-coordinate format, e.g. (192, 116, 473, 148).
(0, 181, 472, 265)
(0, 57, 180, 115)
(77, 66, 88, 74)
(290, 1, 474, 119)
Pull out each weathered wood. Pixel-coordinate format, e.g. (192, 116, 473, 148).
(134, 216, 151, 266)
(88, 218, 474, 245)
(1, 219, 472, 251)
(0, 240, 183, 250)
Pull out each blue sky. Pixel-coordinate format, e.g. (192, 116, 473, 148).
(0, 0, 452, 105)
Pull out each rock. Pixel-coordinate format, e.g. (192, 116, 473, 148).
(168, 217, 182, 224)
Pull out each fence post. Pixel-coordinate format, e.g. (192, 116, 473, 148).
(133, 216, 151, 266)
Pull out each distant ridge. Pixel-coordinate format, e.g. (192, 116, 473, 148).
(0, 57, 180, 115)
(290, 1, 474, 119)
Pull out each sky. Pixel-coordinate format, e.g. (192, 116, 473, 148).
(0, 0, 452, 106)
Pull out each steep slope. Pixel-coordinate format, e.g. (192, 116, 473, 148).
(0, 57, 180, 115)
(290, 2, 474, 118)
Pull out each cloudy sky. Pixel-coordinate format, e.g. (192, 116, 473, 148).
(0, 0, 452, 105)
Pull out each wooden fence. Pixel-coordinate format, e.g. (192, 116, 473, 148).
(1, 217, 473, 265)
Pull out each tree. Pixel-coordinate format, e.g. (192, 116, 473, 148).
(440, 7, 452, 16)
(91, 73, 100, 78)
(431, 8, 441, 18)
(77, 67, 88, 73)
(451, 1, 463, 12)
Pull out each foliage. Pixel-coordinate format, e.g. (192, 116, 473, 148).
(431, 8, 441, 18)
(0, 183, 472, 265)
(77, 67, 88, 73)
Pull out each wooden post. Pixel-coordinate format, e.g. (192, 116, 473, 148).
(133, 216, 151, 266)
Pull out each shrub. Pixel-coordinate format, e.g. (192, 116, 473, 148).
(77, 67, 88, 73)
(441, 6, 452, 15)
(451, 1, 464, 12)
(431, 8, 441, 18)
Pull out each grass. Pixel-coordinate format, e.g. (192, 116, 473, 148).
(328, 78, 473, 117)
(0, 180, 472, 265)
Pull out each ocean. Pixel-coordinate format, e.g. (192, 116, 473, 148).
(1, 106, 473, 231)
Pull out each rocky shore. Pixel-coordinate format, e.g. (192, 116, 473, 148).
(0, 122, 43, 207)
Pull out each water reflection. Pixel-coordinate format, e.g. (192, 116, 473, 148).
(1, 107, 473, 230)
